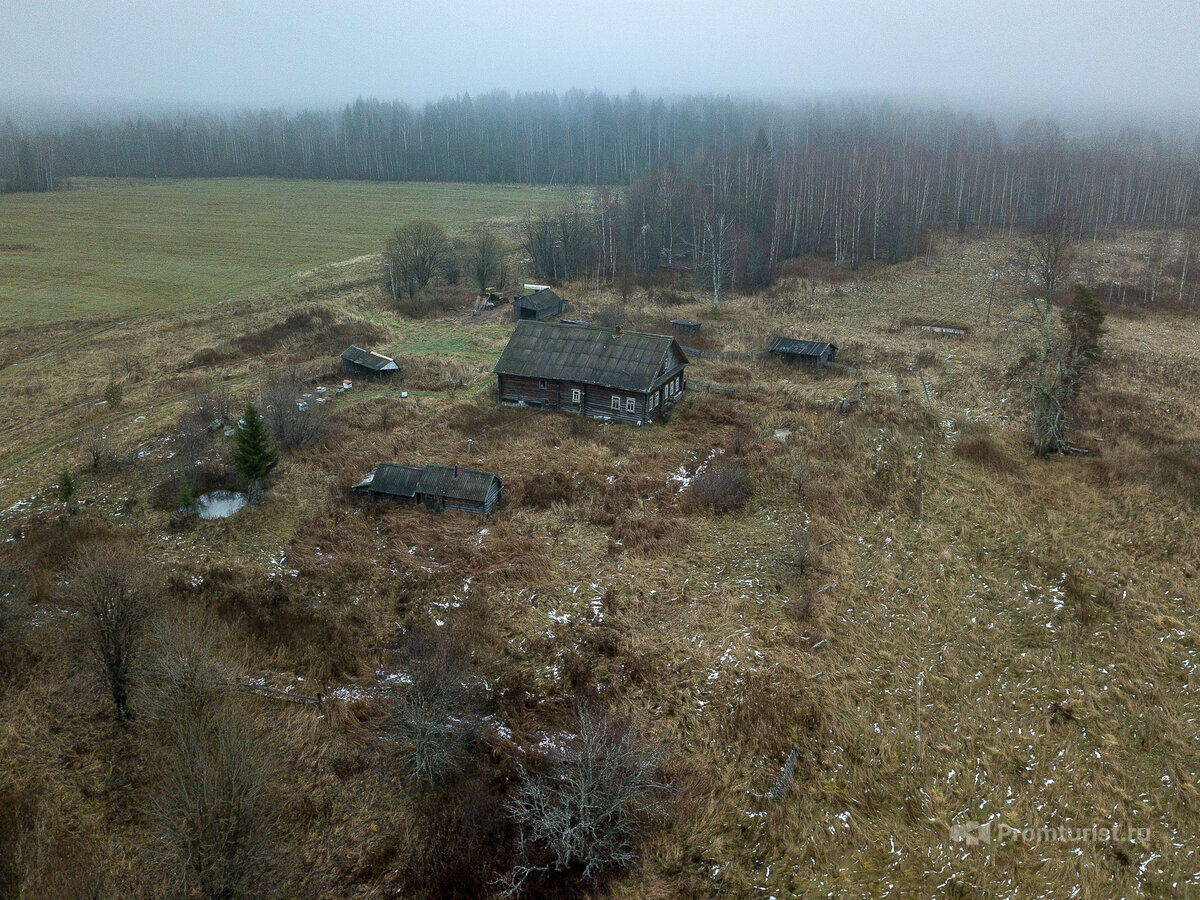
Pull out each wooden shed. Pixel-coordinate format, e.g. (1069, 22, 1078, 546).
(353, 462, 502, 516)
(767, 336, 837, 367)
(493, 321, 688, 425)
(512, 286, 567, 321)
(341, 345, 399, 378)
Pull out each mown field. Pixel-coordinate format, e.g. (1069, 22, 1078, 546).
(0, 184, 1198, 899)
(0, 177, 566, 325)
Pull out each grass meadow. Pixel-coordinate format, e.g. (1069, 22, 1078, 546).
(0, 186, 1198, 899)
(0, 177, 565, 325)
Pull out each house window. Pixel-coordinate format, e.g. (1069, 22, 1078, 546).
(538, 379, 546, 389)
(611, 395, 621, 410)
(571, 389, 581, 403)
(626, 397, 636, 413)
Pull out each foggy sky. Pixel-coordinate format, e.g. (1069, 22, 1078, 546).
(3, 0, 1198, 126)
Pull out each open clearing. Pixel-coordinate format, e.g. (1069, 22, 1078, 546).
(0, 177, 565, 325)
(0, 187, 1198, 898)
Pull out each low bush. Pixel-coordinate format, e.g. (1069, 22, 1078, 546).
(684, 461, 752, 515)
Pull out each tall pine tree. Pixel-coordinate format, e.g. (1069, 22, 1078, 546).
(233, 404, 278, 501)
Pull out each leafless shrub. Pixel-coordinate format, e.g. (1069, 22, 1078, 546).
(66, 544, 154, 721)
(502, 706, 671, 895)
(83, 422, 110, 469)
(387, 633, 481, 786)
(142, 611, 233, 722)
(684, 461, 752, 515)
(261, 366, 328, 450)
(146, 700, 280, 899)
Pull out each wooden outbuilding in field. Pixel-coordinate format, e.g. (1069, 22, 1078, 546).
(341, 345, 399, 378)
(353, 462, 502, 516)
(767, 336, 837, 367)
(493, 320, 688, 425)
(670, 318, 701, 334)
(512, 285, 567, 321)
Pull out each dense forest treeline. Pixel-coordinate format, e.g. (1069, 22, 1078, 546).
(3, 91, 1197, 278)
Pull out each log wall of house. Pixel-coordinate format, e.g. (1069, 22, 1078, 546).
(498, 370, 688, 426)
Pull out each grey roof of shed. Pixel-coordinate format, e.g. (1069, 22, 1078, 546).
(341, 345, 398, 371)
(355, 463, 500, 503)
(418, 465, 501, 503)
(493, 321, 687, 392)
(354, 463, 423, 496)
(767, 336, 836, 357)
(513, 287, 565, 312)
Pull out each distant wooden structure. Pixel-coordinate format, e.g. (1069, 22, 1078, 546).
(767, 336, 837, 367)
(512, 285, 567, 321)
(670, 318, 701, 334)
(353, 462, 502, 516)
(340, 345, 398, 378)
(493, 321, 688, 425)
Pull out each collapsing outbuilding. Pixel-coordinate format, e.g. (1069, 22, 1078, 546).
(767, 336, 837, 367)
(340, 345, 399, 378)
(353, 462, 502, 516)
(493, 321, 688, 425)
(512, 285, 567, 321)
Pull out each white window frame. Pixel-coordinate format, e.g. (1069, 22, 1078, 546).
(626, 397, 636, 413)
(572, 388, 581, 403)
(611, 395, 621, 410)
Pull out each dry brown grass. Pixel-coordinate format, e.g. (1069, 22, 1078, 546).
(2, 226, 1199, 898)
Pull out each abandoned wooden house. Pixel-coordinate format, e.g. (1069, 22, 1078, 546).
(353, 462, 502, 516)
(340, 345, 399, 378)
(767, 336, 837, 367)
(512, 285, 567, 321)
(493, 321, 688, 425)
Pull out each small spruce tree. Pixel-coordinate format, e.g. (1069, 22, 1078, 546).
(57, 469, 76, 503)
(103, 380, 123, 408)
(233, 404, 278, 501)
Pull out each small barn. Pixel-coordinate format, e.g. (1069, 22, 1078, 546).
(353, 462, 502, 516)
(341, 345, 399, 378)
(767, 336, 837, 367)
(512, 286, 567, 321)
(493, 321, 688, 425)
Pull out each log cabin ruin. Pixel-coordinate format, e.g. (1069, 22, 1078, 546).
(493, 321, 688, 425)
(511, 285, 567, 321)
(340, 345, 399, 378)
(767, 336, 837, 367)
(353, 462, 502, 516)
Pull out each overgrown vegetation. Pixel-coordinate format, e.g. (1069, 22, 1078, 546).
(0, 191, 1196, 898)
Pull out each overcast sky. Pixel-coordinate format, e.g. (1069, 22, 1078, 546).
(2, 0, 1198, 126)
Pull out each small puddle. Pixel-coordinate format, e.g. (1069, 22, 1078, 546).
(196, 490, 248, 520)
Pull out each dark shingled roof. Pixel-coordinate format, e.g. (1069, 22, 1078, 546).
(416, 465, 500, 503)
(354, 463, 423, 496)
(341, 345, 398, 371)
(493, 321, 687, 392)
(354, 463, 500, 503)
(768, 336, 836, 357)
(513, 288, 565, 313)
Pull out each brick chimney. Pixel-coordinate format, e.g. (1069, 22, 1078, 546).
(614, 325, 623, 339)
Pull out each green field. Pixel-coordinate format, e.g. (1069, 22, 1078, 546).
(0, 178, 565, 325)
